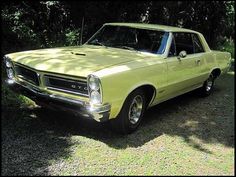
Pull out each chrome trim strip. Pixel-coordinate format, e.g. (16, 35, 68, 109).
(44, 75, 87, 84)
(17, 77, 40, 90)
(49, 93, 85, 105)
(37, 73, 41, 85)
(47, 87, 89, 97)
(87, 103, 111, 114)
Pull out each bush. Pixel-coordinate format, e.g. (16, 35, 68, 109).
(65, 29, 80, 46)
(217, 38, 235, 59)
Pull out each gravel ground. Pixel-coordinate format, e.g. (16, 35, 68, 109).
(1, 71, 234, 175)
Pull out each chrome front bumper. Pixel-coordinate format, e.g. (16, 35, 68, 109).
(6, 79, 111, 122)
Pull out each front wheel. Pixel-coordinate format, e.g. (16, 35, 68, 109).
(198, 73, 215, 97)
(110, 89, 146, 134)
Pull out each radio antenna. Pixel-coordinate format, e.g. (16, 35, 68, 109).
(80, 17, 84, 45)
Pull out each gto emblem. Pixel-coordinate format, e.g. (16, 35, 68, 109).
(70, 84, 85, 90)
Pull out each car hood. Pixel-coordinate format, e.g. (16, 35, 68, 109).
(7, 45, 153, 77)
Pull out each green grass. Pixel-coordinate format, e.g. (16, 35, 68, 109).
(1, 83, 35, 109)
(1, 72, 234, 176)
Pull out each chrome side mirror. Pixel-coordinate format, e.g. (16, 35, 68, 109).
(178, 50, 187, 59)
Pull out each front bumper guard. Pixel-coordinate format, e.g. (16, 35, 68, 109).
(5, 79, 111, 122)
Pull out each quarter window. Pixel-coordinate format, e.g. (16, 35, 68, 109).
(192, 34, 204, 53)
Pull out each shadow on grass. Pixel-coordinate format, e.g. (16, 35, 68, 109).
(1, 72, 234, 175)
(1, 107, 77, 175)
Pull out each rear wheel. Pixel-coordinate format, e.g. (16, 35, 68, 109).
(199, 73, 215, 97)
(110, 89, 146, 134)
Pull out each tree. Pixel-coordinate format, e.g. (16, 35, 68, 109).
(1, 0, 234, 54)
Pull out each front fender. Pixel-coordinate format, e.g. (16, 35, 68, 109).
(103, 80, 157, 119)
(93, 57, 167, 119)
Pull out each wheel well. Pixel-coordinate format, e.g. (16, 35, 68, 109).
(134, 85, 156, 107)
(211, 68, 221, 78)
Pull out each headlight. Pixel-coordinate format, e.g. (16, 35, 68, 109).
(88, 75, 100, 90)
(6, 68, 14, 79)
(4, 56, 15, 79)
(4, 56, 13, 68)
(90, 91, 102, 104)
(6, 60, 13, 68)
(88, 75, 102, 104)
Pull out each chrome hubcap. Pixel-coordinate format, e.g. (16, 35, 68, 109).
(206, 75, 213, 91)
(128, 95, 143, 124)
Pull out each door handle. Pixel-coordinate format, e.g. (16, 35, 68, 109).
(196, 59, 201, 64)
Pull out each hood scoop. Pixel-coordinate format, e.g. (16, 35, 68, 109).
(71, 52, 86, 56)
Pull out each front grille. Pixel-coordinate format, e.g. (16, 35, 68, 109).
(44, 75, 88, 96)
(14, 64, 39, 86)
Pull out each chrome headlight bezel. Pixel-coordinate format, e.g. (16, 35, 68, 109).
(6, 68, 14, 79)
(4, 56, 13, 68)
(4, 56, 15, 79)
(87, 75, 102, 104)
(88, 75, 100, 91)
(90, 90, 102, 104)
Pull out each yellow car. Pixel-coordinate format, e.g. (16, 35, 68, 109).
(4, 23, 232, 134)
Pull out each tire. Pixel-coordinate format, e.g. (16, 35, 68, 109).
(198, 73, 215, 97)
(110, 89, 146, 134)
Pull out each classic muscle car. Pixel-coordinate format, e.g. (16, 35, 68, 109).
(4, 23, 232, 134)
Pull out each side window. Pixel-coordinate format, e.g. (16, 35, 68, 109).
(136, 30, 169, 54)
(192, 34, 204, 53)
(174, 33, 194, 55)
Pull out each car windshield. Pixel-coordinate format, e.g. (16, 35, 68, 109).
(86, 25, 169, 54)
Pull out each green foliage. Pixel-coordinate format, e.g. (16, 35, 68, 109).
(65, 29, 80, 46)
(217, 38, 235, 59)
(1, 1, 71, 53)
(225, 1, 235, 40)
(2, 6, 40, 53)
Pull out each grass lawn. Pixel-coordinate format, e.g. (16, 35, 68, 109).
(1, 71, 234, 175)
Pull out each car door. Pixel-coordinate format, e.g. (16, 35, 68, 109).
(164, 32, 205, 98)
